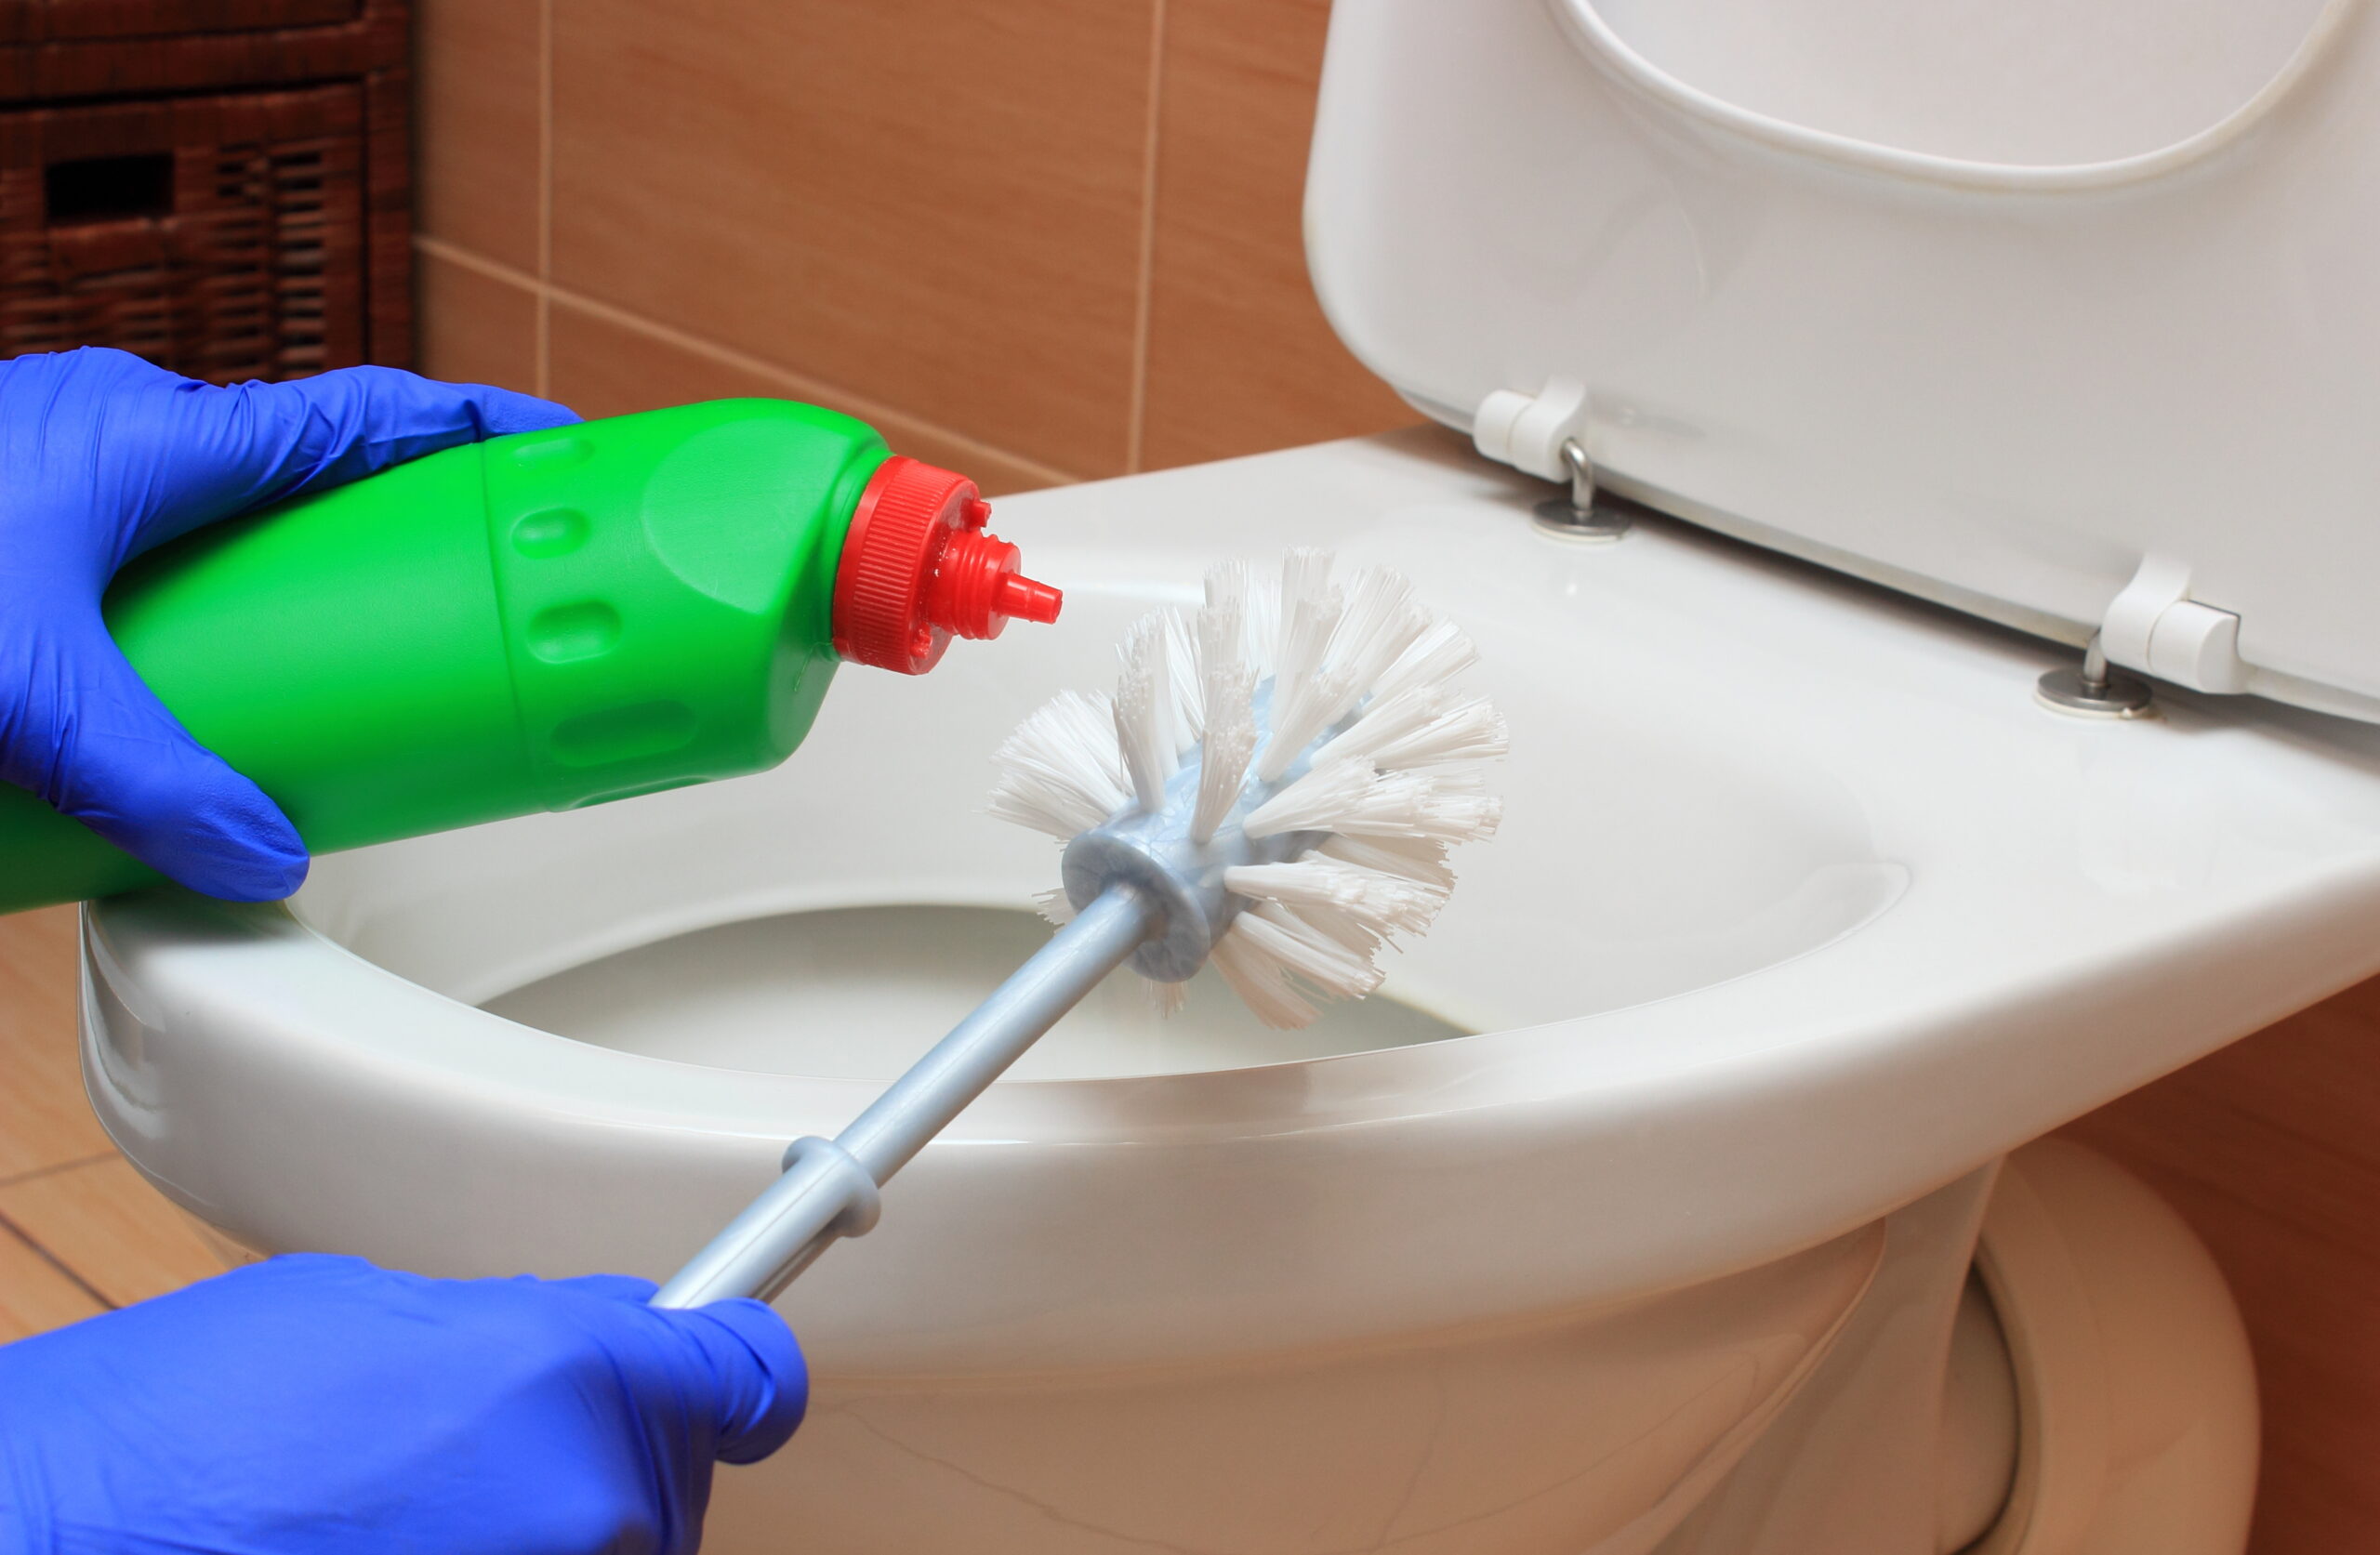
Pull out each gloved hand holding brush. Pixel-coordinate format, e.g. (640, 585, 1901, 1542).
(0, 1255, 804, 1554)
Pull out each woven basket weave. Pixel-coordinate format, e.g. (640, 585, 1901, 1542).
(0, 5, 359, 44)
(1, 86, 364, 381)
(0, 1, 408, 378)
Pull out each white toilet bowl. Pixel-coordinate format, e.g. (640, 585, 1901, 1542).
(83, 429, 2373, 1552)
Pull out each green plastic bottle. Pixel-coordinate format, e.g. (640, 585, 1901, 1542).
(0, 398, 1061, 916)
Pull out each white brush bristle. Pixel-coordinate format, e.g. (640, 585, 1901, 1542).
(1209, 920, 1320, 1028)
(1249, 764, 1502, 847)
(1316, 832, 1457, 892)
(1230, 901, 1384, 1003)
(1226, 560, 1280, 680)
(987, 690, 1129, 839)
(1162, 608, 1204, 747)
(1223, 858, 1448, 939)
(1193, 600, 1257, 845)
(1365, 696, 1508, 770)
(990, 550, 1504, 1029)
(1113, 615, 1180, 811)
(1368, 619, 1479, 708)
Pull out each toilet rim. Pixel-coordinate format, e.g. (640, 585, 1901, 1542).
(80, 847, 2380, 1342)
(82, 836, 2380, 1159)
(84, 871, 1925, 1136)
(80, 852, 2380, 1370)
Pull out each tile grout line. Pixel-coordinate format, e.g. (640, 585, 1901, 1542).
(534, 0, 555, 400)
(415, 237, 1084, 491)
(0, 1206, 115, 1313)
(1122, 0, 1170, 476)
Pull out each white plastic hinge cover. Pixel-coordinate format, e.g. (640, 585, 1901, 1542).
(2100, 554, 2250, 694)
(1474, 379, 1587, 481)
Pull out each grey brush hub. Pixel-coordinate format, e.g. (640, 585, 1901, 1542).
(1063, 685, 1338, 983)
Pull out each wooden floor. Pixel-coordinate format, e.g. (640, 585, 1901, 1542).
(0, 901, 2372, 1551)
(0, 905, 233, 1342)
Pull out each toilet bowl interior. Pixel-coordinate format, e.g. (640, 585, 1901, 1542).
(481, 903, 1471, 1080)
(290, 577, 1906, 1080)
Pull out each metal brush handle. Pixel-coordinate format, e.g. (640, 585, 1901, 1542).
(650, 885, 1157, 1309)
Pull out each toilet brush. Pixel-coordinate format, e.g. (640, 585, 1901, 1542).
(654, 549, 1506, 1307)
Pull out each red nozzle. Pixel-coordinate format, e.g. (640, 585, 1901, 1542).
(996, 572, 1062, 625)
(831, 455, 1064, 675)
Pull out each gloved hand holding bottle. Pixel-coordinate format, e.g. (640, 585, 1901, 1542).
(0, 344, 1062, 916)
(0, 345, 578, 900)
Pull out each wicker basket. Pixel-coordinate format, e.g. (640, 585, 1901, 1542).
(0, 0, 408, 378)
(0, 5, 360, 45)
(1, 86, 366, 380)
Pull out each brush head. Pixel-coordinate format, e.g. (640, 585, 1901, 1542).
(988, 550, 1506, 1029)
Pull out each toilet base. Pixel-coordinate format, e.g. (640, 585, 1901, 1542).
(153, 1146, 2253, 1553)
(1659, 1140, 2255, 1555)
(1964, 1140, 2257, 1555)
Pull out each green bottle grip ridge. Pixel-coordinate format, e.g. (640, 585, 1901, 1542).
(0, 399, 889, 916)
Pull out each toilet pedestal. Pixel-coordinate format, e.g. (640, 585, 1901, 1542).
(165, 1140, 2248, 1554)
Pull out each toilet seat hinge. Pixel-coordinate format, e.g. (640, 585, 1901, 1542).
(2039, 555, 2252, 716)
(1475, 381, 1632, 543)
(2099, 554, 2249, 695)
(2038, 632, 2153, 718)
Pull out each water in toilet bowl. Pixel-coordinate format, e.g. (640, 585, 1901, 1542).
(479, 903, 1469, 1081)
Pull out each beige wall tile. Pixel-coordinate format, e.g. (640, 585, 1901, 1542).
(415, 0, 544, 271)
(0, 907, 112, 1179)
(0, 1219, 102, 1342)
(549, 297, 1064, 497)
(550, 0, 1153, 479)
(0, 1158, 232, 1309)
(416, 250, 543, 397)
(1139, 0, 1415, 469)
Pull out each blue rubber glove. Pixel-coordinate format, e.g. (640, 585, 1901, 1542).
(0, 1253, 805, 1554)
(0, 347, 578, 902)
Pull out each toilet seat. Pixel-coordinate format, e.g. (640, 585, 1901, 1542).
(1308, 0, 2380, 718)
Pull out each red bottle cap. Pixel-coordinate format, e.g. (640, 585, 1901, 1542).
(830, 455, 1064, 675)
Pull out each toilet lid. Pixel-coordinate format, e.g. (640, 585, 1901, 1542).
(1305, 0, 2380, 720)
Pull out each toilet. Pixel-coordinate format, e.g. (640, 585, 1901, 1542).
(74, 1, 2380, 1551)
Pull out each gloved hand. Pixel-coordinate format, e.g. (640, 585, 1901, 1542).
(0, 1253, 805, 1555)
(0, 347, 578, 902)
